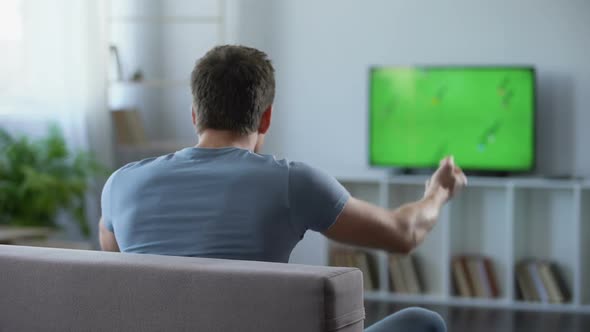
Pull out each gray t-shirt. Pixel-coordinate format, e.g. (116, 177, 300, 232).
(101, 147, 350, 263)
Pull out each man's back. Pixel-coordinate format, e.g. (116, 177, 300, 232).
(98, 45, 464, 332)
(101, 147, 349, 262)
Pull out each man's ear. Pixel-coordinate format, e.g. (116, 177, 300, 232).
(258, 105, 273, 134)
(192, 106, 197, 126)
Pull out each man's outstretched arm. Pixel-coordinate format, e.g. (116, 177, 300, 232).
(324, 157, 466, 254)
(99, 218, 120, 252)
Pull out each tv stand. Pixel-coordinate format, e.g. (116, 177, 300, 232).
(464, 170, 510, 177)
(396, 168, 433, 176)
(394, 168, 510, 178)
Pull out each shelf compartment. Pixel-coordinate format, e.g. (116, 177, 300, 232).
(513, 188, 576, 303)
(389, 184, 447, 297)
(448, 187, 510, 300)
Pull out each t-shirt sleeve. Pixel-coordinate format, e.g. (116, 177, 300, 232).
(288, 162, 350, 235)
(100, 172, 116, 232)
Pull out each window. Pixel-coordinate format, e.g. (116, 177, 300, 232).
(0, 0, 24, 97)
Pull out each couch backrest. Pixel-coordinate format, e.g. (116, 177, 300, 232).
(0, 245, 365, 332)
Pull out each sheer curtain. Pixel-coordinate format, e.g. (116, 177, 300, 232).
(0, 0, 112, 242)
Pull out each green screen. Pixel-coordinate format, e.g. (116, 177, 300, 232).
(369, 67, 535, 171)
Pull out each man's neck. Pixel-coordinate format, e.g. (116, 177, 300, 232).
(196, 129, 257, 151)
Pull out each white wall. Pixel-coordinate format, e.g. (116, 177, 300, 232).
(233, 0, 590, 177)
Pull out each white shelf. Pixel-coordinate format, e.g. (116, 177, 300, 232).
(335, 174, 589, 189)
(312, 175, 590, 312)
(332, 174, 386, 183)
(109, 16, 222, 24)
(447, 296, 511, 307)
(109, 80, 187, 88)
(365, 292, 590, 313)
(510, 301, 585, 313)
(509, 178, 587, 189)
(364, 291, 446, 304)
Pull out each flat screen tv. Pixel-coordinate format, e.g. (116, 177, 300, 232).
(369, 66, 535, 172)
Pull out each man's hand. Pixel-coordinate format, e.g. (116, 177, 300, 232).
(425, 156, 468, 204)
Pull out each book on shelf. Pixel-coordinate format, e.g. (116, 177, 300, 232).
(538, 261, 565, 303)
(516, 259, 569, 304)
(452, 257, 471, 297)
(516, 261, 537, 302)
(528, 262, 549, 302)
(467, 259, 486, 297)
(389, 255, 406, 293)
(483, 258, 500, 298)
(451, 255, 500, 299)
(388, 254, 423, 294)
(329, 248, 378, 291)
(355, 252, 374, 290)
(550, 262, 570, 302)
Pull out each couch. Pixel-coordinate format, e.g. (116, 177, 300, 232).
(0, 245, 365, 331)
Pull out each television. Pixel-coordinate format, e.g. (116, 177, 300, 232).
(369, 66, 535, 172)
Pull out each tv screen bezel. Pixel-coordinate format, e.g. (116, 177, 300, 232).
(367, 65, 537, 173)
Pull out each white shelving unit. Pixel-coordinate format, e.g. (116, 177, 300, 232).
(107, 0, 227, 166)
(299, 175, 590, 313)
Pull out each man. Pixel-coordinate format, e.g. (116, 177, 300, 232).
(100, 45, 467, 332)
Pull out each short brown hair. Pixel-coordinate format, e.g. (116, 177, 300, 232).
(190, 45, 275, 134)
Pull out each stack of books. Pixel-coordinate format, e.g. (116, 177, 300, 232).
(452, 255, 500, 298)
(389, 254, 423, 294)
(329, 248, 379, 291)
(516, 260, 569, 303)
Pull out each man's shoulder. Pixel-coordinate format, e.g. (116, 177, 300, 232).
(233, 150, 302, 173)
(284, 161, 342, 190)
(284, 160, 323, 175)
(105, 153, 177, 188)
(249, 152, 310, 170)
(250, 155, 321, 176)
(115, 152, 179, 173)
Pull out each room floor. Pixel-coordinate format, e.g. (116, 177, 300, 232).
(365, 300, 590, 332)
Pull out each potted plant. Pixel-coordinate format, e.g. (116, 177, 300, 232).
(0, 125, 107, 237)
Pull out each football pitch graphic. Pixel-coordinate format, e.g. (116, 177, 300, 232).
(369, 67, 534, 171)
